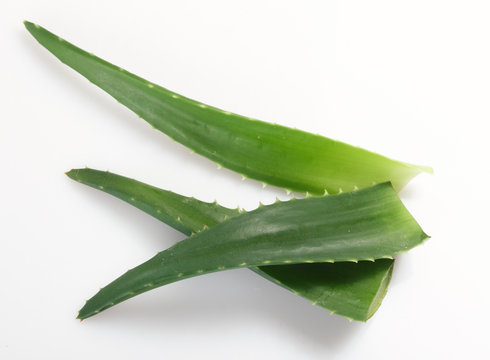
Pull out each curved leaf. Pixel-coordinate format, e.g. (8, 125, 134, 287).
(75, 180, 427, 319)
(25, 21, 432, 194)
(68, 168, 395, 321)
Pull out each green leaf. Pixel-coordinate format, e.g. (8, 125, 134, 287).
(66, 169, 240, 236)
(25, 21, 432, 195)
(67, 168, 395, 321)
(71, 175, 426, 319)
(253, 261, 394, 321)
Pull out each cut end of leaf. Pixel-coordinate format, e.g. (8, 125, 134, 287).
(366, 260, 395, 320)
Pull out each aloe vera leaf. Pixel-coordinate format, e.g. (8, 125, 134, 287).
(253, 261, 394, 321)
(75, 181, 427, 319)
(25, 21, 432, 195)
(66, 169, 241, 236)
(67, 168, 394, 320)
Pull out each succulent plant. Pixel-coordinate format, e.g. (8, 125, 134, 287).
(25, 21, 430, 322)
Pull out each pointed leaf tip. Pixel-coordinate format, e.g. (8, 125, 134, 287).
(65, 169, 76, 179)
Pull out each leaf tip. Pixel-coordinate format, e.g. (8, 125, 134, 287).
(421, 232, 431, 242)
(23, 19, 34, 28)
(419, 165, 434, 175)
(65, 168, 80, 181)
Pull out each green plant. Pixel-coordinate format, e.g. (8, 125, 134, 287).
(24, 21, 431, 195)
(68, 173, 426, 319)
(25, 21, 430, 322)
(68, 168, 397, 321)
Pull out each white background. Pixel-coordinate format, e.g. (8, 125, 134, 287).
(1, 1, 489, 358)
